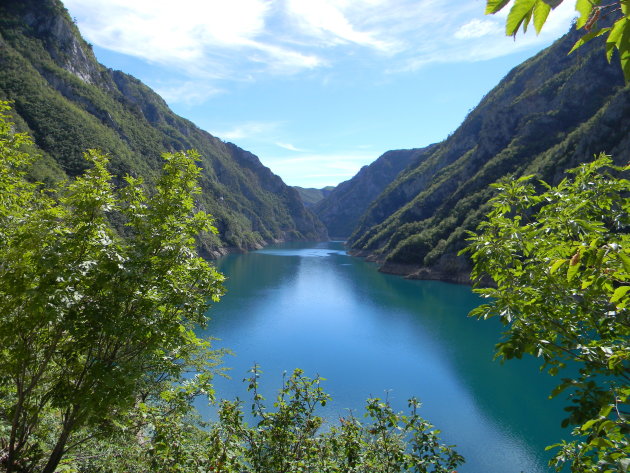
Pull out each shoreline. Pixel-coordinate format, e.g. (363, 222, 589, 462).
(348, 248, 473, 286)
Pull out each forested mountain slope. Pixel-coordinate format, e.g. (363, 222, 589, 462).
(346, 26, 630, 283)
(293, 186, 335, 207)
(0, 0, 327, 256)
(312, 146, 436, 238)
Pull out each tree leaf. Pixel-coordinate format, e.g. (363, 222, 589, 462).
(589, 437, 614, 449)
(606, 17, 629, 63)
(550, 259, 567, 273)
(618, 22, 630, 81)
(506, 0, 537, 36)
(534, 1, 552, 34)
(486, 0, 511, 14)
(609, 17, 628, 45)
(567, 261, 581, 282)
(575, 0, 595, 29)
(568, 27, 611, 54)
(610, 285, 630, 303)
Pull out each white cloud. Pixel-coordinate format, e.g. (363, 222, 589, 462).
(64, 0, 578, 98)
(153, 81, 224, 104)
(64, 0, 462, 81)
(64, 0, 323, 78)
(285, 0, 393, 51)
(454, 19, 501, 39)
(394, 0, 577, 71)
(275, 142, 307, 152)
(211, 121, 281, 141)
(65, 0, 267, 62)
(245, 41, 324, 73)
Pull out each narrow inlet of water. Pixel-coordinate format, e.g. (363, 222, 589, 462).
(196, 241, 569, 473)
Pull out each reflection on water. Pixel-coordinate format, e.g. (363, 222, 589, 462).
(197, 241, 567, 473)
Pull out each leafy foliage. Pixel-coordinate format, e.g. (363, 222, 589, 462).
(0, 103, 460, 472)
(203, 366, 463, 473)
(52, 366, 464, 473)
(0, 102, 225, 473)
(485, 0, 630, 80)
(463, 155, 629, 471)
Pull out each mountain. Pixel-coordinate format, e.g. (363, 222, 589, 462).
(345, 26, 630, 283)
(0, 0, 327, 257)
(293, 186, 335, 207)
(312, 147, 436, 238)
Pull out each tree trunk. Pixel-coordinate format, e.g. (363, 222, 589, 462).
(41, 414, 75, 473)
(6, 389, 26, 473)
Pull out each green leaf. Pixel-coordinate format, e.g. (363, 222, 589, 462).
(567, 261, 581, 282)
(606, 17, 629, 63)
(589, 437, 614, 449)
(610, 285, 630, 303)
(575, 0, 595, 29)
(609, 17, 628, 45)
(581, 418, 599, 431)
(599, 404, 613, 417)
(486, 0, 511, 14)
(534, 1, 552, 34)
(618, 24, 630, 81)
(619, 251, 630, 273)
(506, 0, 537, 36)
(523, 8, 535, 33)
(596, 420, 615, 434)
(568, 27, 611, 54)
(550, 259, 567, 274)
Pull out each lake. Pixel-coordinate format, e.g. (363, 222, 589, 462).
(196, 241, 569, 473)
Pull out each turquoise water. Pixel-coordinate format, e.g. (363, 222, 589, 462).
(196, 241, 568, 472)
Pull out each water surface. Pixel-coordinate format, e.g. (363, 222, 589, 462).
(197, 241, 568, 472)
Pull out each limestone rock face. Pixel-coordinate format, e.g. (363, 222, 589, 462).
(0, 0, 327, 253)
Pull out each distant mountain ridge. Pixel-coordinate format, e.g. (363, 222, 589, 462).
(0, 0, 327, 256)
(293, 186, 335, 207)
(311, 146, 436, 238)
(317, 26, 629, 282)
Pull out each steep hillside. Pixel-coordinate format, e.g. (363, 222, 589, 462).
(293, 186, 335, 207)
(347, 26, 630, 283)
(0, 0, 327, 256)
(313, 146, 435, 238)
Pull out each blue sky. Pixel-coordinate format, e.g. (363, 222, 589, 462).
(62, 0, 577, 188)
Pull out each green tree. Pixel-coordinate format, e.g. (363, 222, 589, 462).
(58, 366, 463, 473)
(0, 102, 462, 473)
(485, 0, 630, 80)
(463, 155, 629, 471)
(0, 101, 225, 473)
(205, 366, 464, 473)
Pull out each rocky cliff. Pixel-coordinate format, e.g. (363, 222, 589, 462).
(346, 26, 630, 282)
(312, 146, 436, 238)
(0, 0, 327, 255)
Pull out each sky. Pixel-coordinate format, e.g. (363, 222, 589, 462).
(62, 0, 578, 188)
